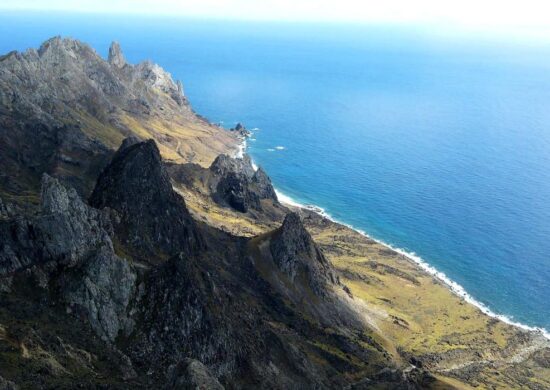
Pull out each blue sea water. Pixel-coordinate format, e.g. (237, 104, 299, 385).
(1, 12, 550, 333)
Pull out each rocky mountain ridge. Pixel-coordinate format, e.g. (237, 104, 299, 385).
(1, 135, 428, 388)
(0, 36, 237, 208)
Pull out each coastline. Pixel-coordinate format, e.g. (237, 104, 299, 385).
(277, 187, 550, 341)
(236, 133, 550, 341)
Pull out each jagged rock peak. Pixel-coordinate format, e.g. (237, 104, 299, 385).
(90, 139, 202, 260)
(37, 35, 94, 58)
(208, 154, 278, 212)
(108, 41, 126, 68)
(270, 212, 339, 295)
(278, 212, 314, 245)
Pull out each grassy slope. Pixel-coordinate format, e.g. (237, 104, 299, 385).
(178, 178, 550, 389)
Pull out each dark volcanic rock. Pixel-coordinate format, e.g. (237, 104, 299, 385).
(0, 198, 18, 219)
(270, 212, 339, 297)
(166, 359, 225, 390)
(60, 245, 136, 342)
(252, 167, 278, 200)
(209, 154, 277, 213)
(118, 134, 142, 151)
(89, 139, 203, 261)
(0, 174, 113, 276)
(215, 170, 261, 213)
(131, 250, 251, 380)
(0, 174, 136, 343)
(210, 154, 255, 178)
(230, 122, 251, 138)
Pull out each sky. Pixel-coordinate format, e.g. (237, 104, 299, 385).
(3, 0, 550, 39)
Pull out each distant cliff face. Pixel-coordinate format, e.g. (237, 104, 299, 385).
(0, 37, 237, 206)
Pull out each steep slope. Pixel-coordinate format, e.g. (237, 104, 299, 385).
(90, 139, 203, 262)
(167, 153, 285, 231)
(1, 137, 435, 389)
(0, 37, 237, 206)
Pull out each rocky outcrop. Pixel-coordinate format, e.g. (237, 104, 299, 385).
(252, 167, 278, 200)
(230, 122, 251, 138)
(166, 359, 224, 390)
(0, 174, 136, 343)
(215, 170, 261, 213)
(0, 174, 113, 276)
(0, 198, 16, 219)
(209, 154, 278, 213)
(90, 139, 203, 261)
(108, 41, 126, 69)
(131, 250, 251, 380)
(209, 154, 255, 178)
(60, 245, 136, 342)
(270, 212, 339, 297)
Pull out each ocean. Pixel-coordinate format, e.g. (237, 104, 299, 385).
(1, 12, 550, 334)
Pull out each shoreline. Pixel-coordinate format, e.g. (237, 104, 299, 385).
(234, 132, 550, 341)
(275, 187, 550, 341)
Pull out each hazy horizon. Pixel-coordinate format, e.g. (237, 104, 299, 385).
(3, 10, 550, 50)
(2, 0, 550, 42)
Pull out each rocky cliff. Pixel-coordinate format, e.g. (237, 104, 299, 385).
(1, 136, 420, 389)
(0, 37, 237, 208)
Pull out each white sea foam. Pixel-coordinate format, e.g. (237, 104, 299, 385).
(275, 146, 285, 150)
(234, 136, 247, 159)
(251, 127, 260, 131)
(235, 142, 245, 158)
(230, 117, 550, 342)
(274, 188, 550, 340)
(267, 148, 275, 152)
(274, 189, 305, 208)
